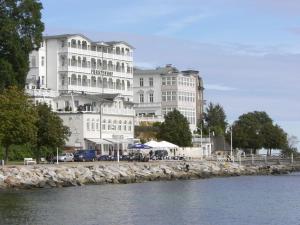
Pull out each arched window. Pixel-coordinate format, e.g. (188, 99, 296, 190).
(103, 78, 108, 88)
(71, 74, 77, 85)
(127, 81, 131, 90)
(77, 57, 81, 67)
(78, 75, 81, 85)
(91, 76, 96, 87)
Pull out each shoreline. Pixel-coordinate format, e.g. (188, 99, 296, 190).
(0, 161, 299, 190)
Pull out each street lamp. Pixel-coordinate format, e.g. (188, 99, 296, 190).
(230, 125, 233, 159)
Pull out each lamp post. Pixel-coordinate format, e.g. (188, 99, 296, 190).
(230, 125, 233, 159)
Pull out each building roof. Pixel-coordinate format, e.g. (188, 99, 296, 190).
(134, 64, 179, 75)
(43, 34, 134, 49)
(43, 33, 93, 42)
(105, 41, 135, 49)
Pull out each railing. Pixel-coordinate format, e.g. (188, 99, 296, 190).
(207, 154, 299, 166)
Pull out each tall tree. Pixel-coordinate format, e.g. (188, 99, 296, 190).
(0, 86, 37, 163)
(157, 109, 192, 147)
(232, 111, 273, 154)
(200, 102, 227, 136)
(261, 123, 287, 155)
(34, 103, 70, 163)
(0, 0, 44, 89)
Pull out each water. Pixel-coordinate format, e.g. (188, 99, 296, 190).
(1, 174, 300, 225)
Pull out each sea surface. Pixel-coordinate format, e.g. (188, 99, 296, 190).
(1, 174, 300, 225)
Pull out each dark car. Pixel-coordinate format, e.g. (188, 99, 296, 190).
(98, 155, 113, 161)
(154, 150, 168, 160)
(74, 150, 96, 162)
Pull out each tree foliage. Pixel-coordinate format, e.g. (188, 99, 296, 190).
(157, 109, 192, 147)
(232, 111, 288, 154)
(0, 86, 37, 162)
(34, 103, 70, 162)
(199, 102, 227, 136)
(0, 0, 44, 89)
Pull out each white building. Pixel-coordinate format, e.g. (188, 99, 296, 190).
(133, 64, 204, 132)
(26, 34, 135, 154)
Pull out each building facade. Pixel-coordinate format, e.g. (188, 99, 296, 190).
(26, 34, 135, 153)
(133, 64, 204, 131)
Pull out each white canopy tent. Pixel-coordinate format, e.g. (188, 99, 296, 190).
(159, 141, 179, 149)
(144, 140, 161, 148)
(144, 140, 179, 150)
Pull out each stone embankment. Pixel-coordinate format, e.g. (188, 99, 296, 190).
(0, 161, 299, 189)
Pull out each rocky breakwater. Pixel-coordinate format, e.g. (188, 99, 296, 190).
(0, 161, 297, 189)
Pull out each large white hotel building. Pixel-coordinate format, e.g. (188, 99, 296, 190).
(26, 34, 135, 155)
(26, 33, 205, 153)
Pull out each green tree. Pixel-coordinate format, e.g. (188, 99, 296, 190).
(232, 111, 273, 154)
(34, 103, 70, 163)
(0, 86, 37, 163)
(0, 0, 44, 89)
(157, 109, 192, 147)
(200, 102, 227, 136)
(261, 123, 287, 155)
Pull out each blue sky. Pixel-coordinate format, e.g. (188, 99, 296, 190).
(41, 0, 300, 148)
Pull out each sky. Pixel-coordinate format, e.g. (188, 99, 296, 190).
(41, 0, 300, 148)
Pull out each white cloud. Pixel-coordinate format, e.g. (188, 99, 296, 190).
(156, 14, 206, 35)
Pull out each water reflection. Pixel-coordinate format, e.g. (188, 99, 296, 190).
(0, 175, 300, 225)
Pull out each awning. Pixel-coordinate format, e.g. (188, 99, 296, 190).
(85, 138, 112, 145)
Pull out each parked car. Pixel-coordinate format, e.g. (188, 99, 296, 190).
(128, 152, 149, 162)
(53, 153, 74, 162)
(74, 150, 96, 162)
(98, 155, 113, 161)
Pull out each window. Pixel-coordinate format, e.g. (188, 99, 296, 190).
(102, 119, 106, 130)
(172, 77, 176, 85)
(96, 120, 99, 130)
(87, 119, 90, 131)
(162, 92, 166, 102)
(41, 57, 44, 66)
(61, 40, 65, 48)
(149, 77, 153, 86)
(91, 119, 95, 130)
(166, 77, 171, 85)
(149, 93, 154, 103)
(108, 120, 112, 130)
(118, 120, 122, 131)
(172, 91, 176, 101)
(140, 93, 144, 103)
(140, 78, 144, 87)
(162, 77, 166, 86)
(74, 100, 79, 107)
(123, 121, 127, 131)
(41, 76, 45, 85)
(167, 91, 171, 101)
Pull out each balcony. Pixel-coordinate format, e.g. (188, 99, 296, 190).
(134, 115, 164, 125)
(26, 88, 58, 98)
